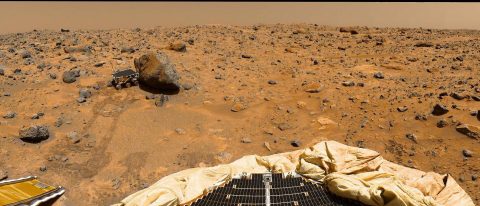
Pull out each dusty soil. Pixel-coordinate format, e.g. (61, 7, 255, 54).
(0, 24, 479, 205)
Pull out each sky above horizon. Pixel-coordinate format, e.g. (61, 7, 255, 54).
(1, 2, 480, 34)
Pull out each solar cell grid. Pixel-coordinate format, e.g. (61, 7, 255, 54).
(190, 173, 363, 206)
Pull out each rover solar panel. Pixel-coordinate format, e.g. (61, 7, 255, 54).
(189, 173, 362, 206)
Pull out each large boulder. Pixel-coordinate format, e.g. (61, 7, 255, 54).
(134, 53, 180, 91)
(19, 125, 49, 143)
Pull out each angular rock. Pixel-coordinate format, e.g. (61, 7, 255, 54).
(3, 111, 16, 119)
(456, 124, 480, 139)
(62, 71, 77, 83)
(231, 102, 247, 112)
(406, 133, 418, 143)
(290, 140, 301, 147)
(79, 88, 92, 99)
(134, 53, 180, 91)
(67, 131, 80, 144)
(373, 72, 384, 79)
(451, 92, 467, 100)
(397, 106, 408, 112)
(241, 137, 252, 143)
(19, 125, 49, 143)
(414, 42, 433, 47)
(437, 119, 448, 128)
(155, 94, 169, 107)
(169, 42, 186, 52)
(0, 170, 7, 180)
(432, 104, 449, 116)
(463, 149, 473, 157)
(342, 81, 355, 87)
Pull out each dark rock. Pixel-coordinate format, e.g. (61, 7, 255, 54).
(290, 140, 301, 147)
(463, 149, 473, 157)
(134, 53, 181, 91)
(472, 96, 480, 101)
(397, 106, 408, 112)
(145, 93, 156, 100)
(49, 73, 57, 79)
(405, 133, 418, 143)
(241, 54, 252, 59)
(437, 119, 448, 128)
(450, 92, 467, 100)
(19, 49, 31, 58)
(414, 114, 428, 121)
(169, 42, 186, 52)
(64, 46, 91, 53)
(432, 104, 449, 116)
(120, 47, 135, 53)
(456, 124, 480, 139)
(19, 125, 49, 143)
(187, 39, 194, 45)
(3, 111, 16, 119)
(339, 27, 358, 34)
(268, 80, 277, 85)
(373, 72, 384, 79)
(79, 88, 92, 99)
(0, 68, 4, 76)
(94, 61, 106, 67)
(60, 28, 70, 32)
(62, 71, 77, 83)
(154, 94, 169, 107)
(414, 42, 433, 47)
(39, 166, 47, 172)
(473, 175, 478, 181)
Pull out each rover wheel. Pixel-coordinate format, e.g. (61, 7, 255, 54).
(115, 84, 122, 90)
(125, 82, 132, 88)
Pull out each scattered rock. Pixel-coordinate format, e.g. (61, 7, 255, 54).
(0, 170, 7, 180)
(168, 42, 186, 52)
(397, 106, 408, 112)
(231, 102, 247, 112)
(264, 142, 272, 151)
(120, 47, 135, 53)
(405, 133, 418, 143)
(134, 53, 181, 91)
(304, 82, 324, 93)
(79, 88, 92, 99)
(241, 54, 252, 59)
(342, 81, 355, 87)
(67, 131, 80, 144)
(290, 140, 301, 147)
(462, 149, 473, 157)
(182, 83, 193, 90)
(19, 125, 49, 143)
(414, 42, 433, 47)
(19, 49, 31, 58)
(451, 92, 467, 100)
(278, 123, 292, 131)
(241, 137, 252, 143)
(77, 97, 86, 103)
(431, 104, 449, 116)
(3, 111, 16, 119)
(456, 124, 480, 139)
(62, 71, 77, 83)
(39, 166, 47, 172)
(155, 94, 169, 107)
(175, 128, 186, 135)
(268, 80, 277, 85)
(437, 119, 448, 128)
(373, 72, 384, 79)
(49, 73, 57, 79)
(55, 116, 64, 127)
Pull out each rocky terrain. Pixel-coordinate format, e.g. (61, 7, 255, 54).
(0, 24, 479, 205)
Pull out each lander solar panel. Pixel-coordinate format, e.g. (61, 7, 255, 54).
(189, 173, 363, 206)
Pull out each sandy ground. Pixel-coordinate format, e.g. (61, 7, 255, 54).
(0, 24, 479, 205)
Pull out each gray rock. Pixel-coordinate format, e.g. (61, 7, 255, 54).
(19, 49, 31, 58)
(462, 149, 473, 157)
(77, 97, 86, 103)
(120, 47, 135, 53)
(49, 73, 57, 79)
(437, 119, 448, 128)
(79, 88, 92, 99)
(373, 72, 384, 79)
(134, 53, 180, 91)
(39, 166, 47, 172)
(0, 68, 4, 76)
(182, 83, 193, 90)
(450, 92, 467, 100)
(154, 94, 169, 107)
(19, 125, 49, 142)
(268, 80, 277, 85)
(67, 131, 80, 144)
(55, 116, 64, 127)
(456, 124, 480, 139)
(432, 104, 449, 116)
(3, 111, 16, 119)
(414, 42, 433, 47)
(62, 71, 77, 83)
(278, 123, 292, 131)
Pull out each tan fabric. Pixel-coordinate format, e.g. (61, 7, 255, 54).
(116, 141, 474, 206)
